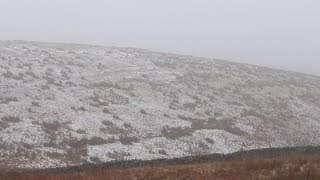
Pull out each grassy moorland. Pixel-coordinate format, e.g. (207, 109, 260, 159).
(1, 146, 320, 180)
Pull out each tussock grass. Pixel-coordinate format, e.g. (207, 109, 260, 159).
(1, 154, 319, 180)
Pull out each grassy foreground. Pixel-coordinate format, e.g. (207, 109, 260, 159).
(1, 147, 320, 180)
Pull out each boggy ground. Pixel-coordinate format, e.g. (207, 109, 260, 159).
(1, 146, 320, 180)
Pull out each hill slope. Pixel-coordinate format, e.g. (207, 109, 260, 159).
(1, 146, 320, 180)
(0, 41, 319, 168)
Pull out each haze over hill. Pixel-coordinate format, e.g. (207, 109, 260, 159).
(0, 41, 320, 169)
(1, 1, 320, 76)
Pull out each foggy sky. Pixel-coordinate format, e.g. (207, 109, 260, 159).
(0, 0, 319, 75)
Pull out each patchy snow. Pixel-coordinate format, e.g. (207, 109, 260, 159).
(0, 40, 320, 168)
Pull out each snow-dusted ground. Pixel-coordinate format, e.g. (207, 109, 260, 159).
(0, 40, 319, 169)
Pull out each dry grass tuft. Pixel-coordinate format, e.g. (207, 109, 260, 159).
(1, 154, 320, 180)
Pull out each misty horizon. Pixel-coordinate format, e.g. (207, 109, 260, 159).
(1, 1, 320, 175)
(1, 0, 319, 75)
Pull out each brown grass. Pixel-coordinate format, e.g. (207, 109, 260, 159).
(1, 154, 319, 180)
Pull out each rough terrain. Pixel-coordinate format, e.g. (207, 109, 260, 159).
(0, 40, 319, 168)
(1, 146, 320, 180)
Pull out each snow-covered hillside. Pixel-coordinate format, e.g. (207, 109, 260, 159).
(0, 41, 319, 168)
